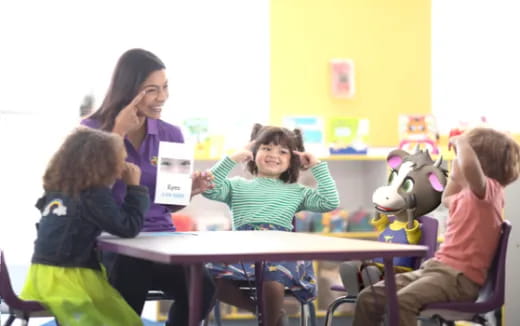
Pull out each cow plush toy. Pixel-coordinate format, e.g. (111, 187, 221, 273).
(339, 148, 448, 296)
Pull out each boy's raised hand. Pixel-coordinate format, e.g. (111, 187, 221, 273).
(122, 162, 142, 186)
(450, 132, 486, 198)
(448, 134, 463, 154)
(230, 141, 255, 163)
(113, 90, 147, 136)
(293, 151, 320, 170)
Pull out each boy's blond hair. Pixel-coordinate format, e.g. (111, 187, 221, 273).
(466, 127, 520, 186)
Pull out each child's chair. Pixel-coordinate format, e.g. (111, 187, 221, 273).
(419, 219, 511, 326)
(210, 269, 316, 326)
(0, 249, 51, 326)
(324, 215, 439, 326)
(211, 217, 317, 326)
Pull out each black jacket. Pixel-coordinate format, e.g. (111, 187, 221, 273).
(32, 185, 149, 270)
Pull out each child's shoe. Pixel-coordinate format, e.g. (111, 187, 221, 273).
(277, 309, 289, 326)
(360, 265, 382, 287)
(339, 262, 360, 296)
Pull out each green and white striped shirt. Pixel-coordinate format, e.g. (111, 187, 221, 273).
(203, 156, 340, 230)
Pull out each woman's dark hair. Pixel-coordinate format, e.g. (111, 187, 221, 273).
(90, 48, 166, 131)
(246, 123, 305, 183)
(43, 127, 124, 197)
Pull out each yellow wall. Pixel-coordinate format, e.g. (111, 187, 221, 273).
(270, 0, 431, 147)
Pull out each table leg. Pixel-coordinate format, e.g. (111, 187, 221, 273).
(189, 263, 203, 326)
(383, 258, 399, 326)
(254, 261, 265, 326)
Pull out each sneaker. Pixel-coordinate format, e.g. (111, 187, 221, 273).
(278, 309, 289, 326)
(360, 265, 382, 287)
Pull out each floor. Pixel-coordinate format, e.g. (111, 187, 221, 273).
(2, 265, 487, 326)
(31, 316, 352, 326)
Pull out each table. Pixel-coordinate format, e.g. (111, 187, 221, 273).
(98, 231, 427, 326)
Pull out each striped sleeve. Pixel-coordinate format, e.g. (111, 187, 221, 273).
(300, 162, 340, 212)
(202, 156, 237, 204)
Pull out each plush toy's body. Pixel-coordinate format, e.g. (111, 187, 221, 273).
(371, 214, 421, 272)
(340, 148, 448, 296)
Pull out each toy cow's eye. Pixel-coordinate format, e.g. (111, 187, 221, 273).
(401, 178, 414, 193)
(388, 170, 397, 184)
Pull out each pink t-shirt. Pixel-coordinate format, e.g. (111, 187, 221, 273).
(434, 177, 504, 285)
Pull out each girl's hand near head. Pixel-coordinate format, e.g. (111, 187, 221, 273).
(113, 91, 147, 136)
(230, 141, 255, 163)
(191, 171, 215, 197)
(293, 151, 320, 170)
(122, 162, 142, 186)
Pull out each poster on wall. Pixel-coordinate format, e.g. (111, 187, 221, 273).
(398, 114, 440, 154)
(154, 141, 194, 206)
(330, 59, 355, 98)
(283, 116, 329, 157)
(327, 117, 369, 154)
(182, 117, 210, 159)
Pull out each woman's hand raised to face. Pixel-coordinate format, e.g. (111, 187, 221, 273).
(113, 91, 147, 136)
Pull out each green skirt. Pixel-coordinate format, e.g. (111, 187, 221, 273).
(20, 264, 142, 326)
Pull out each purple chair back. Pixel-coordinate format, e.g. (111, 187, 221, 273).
(413, 216, 439, 269)
(420, 220, 511, 321)
(385, 215, 438, 269)
(0, 250, 46, 314)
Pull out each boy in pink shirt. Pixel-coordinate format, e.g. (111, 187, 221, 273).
(352, 127, 520, 326)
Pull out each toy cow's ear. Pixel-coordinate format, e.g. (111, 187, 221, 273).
(387, 149, 410, 169)
(424, 166, 447, 192)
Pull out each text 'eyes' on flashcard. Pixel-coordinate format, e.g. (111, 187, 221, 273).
(154, 141, 194, 206)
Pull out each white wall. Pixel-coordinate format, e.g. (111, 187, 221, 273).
(0, 0, 269, 266)
(432, 0, 520, 134)
(432, 1, 520, 324)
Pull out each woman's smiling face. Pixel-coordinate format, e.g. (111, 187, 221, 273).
(136, 69, 169, 119)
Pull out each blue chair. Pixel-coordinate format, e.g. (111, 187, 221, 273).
(324, 215, 439, 326)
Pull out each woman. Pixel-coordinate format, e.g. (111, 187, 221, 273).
(82, 48, 215, 325)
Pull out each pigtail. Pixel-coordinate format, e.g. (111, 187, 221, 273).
(247, 123, 264, 175)
(293, 128, 305, 152)
(250, 123, 264, 141)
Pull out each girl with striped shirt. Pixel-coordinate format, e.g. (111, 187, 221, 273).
(203, 123, 340, 326)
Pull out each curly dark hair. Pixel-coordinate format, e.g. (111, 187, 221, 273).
(466, 127, 520, 186)
(43, 127, 125, 196)
(246, 123, 305, 183)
